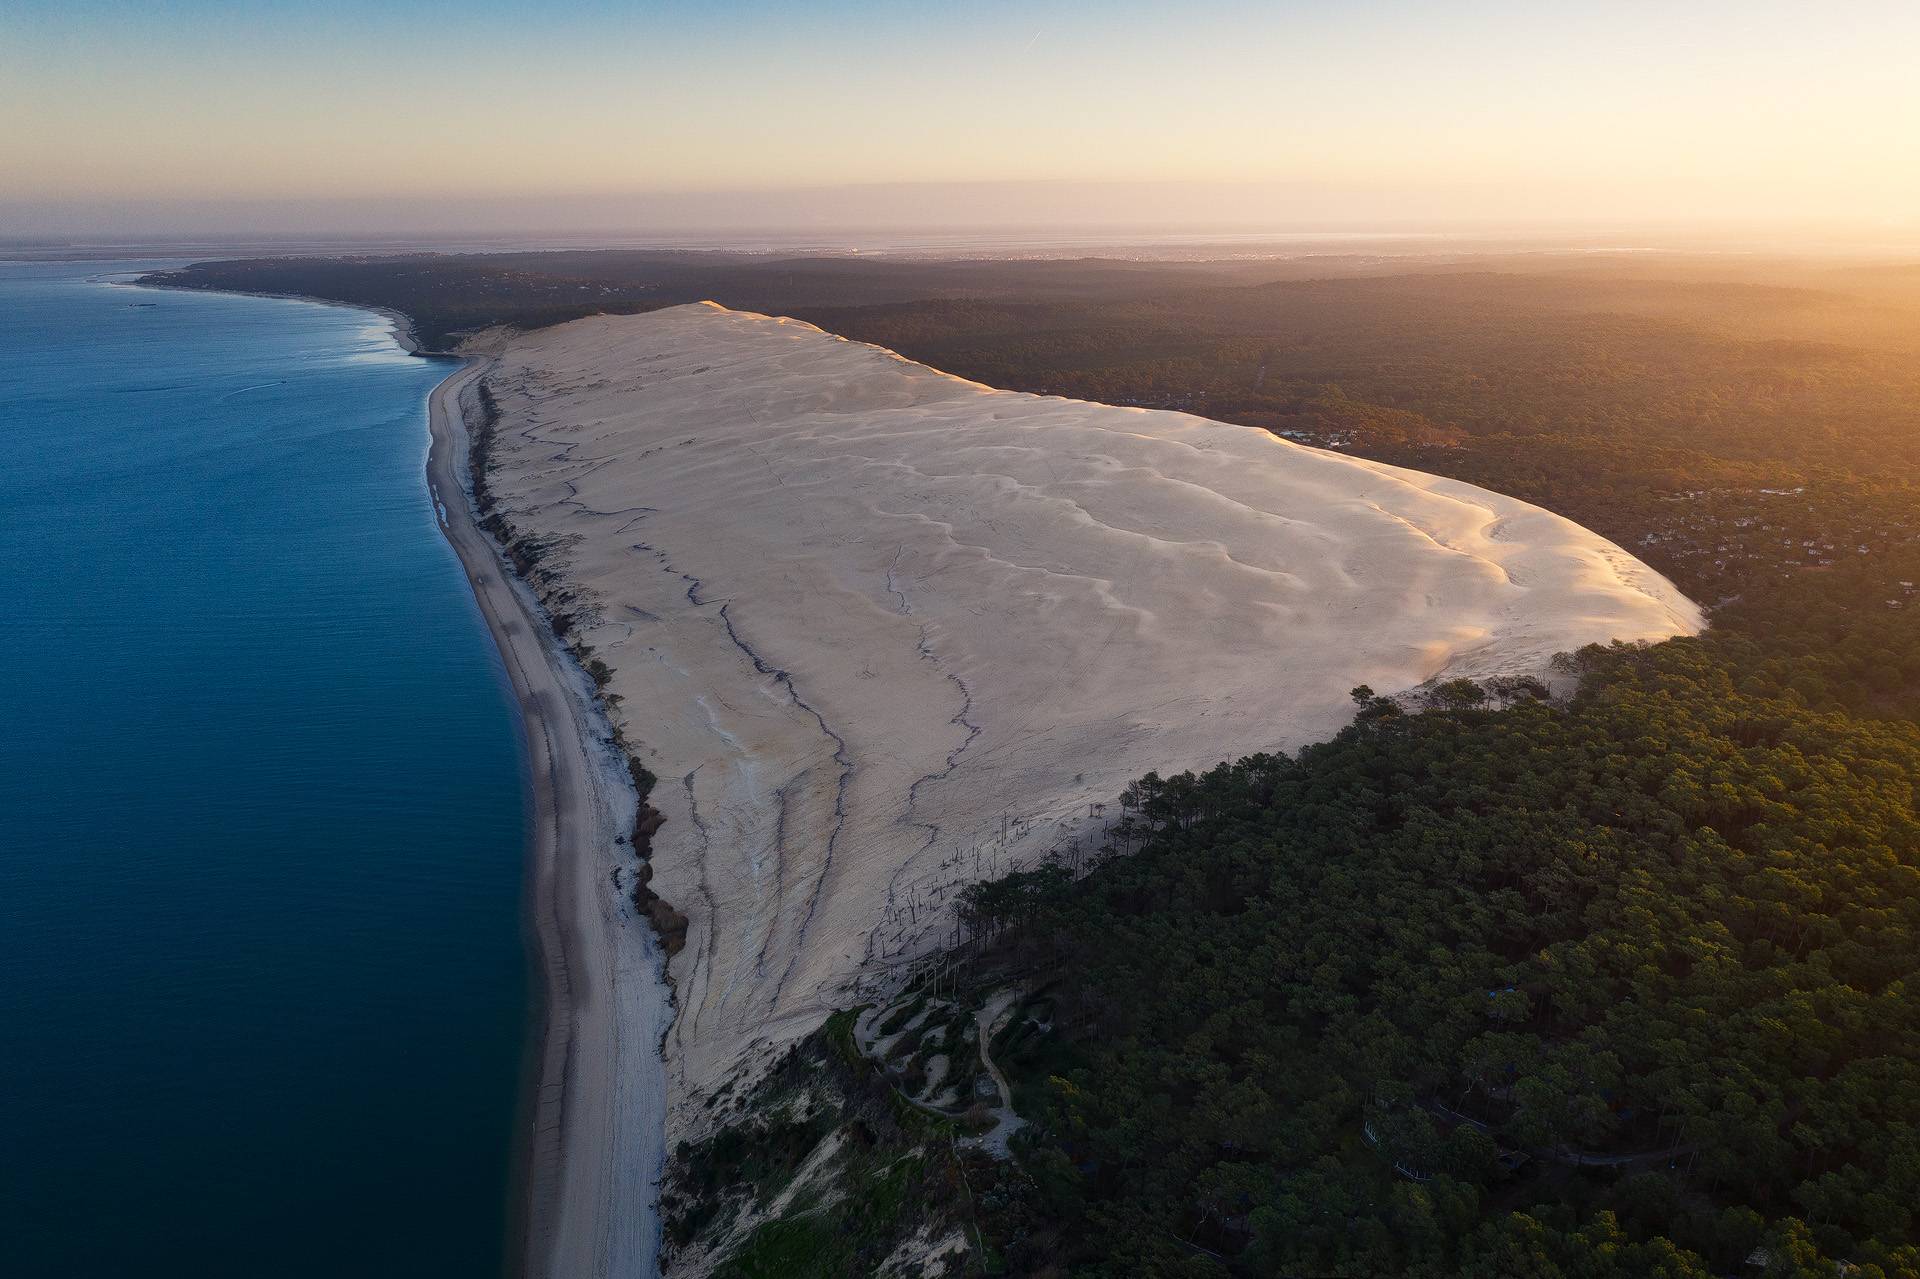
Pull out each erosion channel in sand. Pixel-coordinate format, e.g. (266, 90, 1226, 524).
(470, 300, 1705, 1174)
(427, 359, 668, 1279)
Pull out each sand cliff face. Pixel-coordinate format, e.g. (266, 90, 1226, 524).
(476, 302, 1702, 1134)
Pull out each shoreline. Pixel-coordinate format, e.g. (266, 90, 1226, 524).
(118, 273, 428, 354)
(425, 358, 669, 1278)
(133, 269, 673, 1275)
(111, 274, 672, 1272)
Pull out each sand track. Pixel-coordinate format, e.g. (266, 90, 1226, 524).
(475, 302, 1703, 1143)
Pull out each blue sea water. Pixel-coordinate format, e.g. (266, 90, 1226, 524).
(0, 263, 529, 1276)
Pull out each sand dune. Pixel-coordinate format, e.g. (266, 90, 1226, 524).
(475, 302, 1702, 1135)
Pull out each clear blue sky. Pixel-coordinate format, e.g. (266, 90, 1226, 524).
(3, 0, 1916, 234)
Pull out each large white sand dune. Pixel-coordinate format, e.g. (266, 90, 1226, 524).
(477, 302, 1702, 1129)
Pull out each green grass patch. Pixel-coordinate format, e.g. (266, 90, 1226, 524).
(717, 1215, 856, 1279)
(824, 1005, 867, 1067)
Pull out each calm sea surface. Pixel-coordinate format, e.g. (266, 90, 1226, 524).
(0, 263, 529, 1276)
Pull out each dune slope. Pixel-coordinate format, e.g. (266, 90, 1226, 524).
(476, 302, 1702, 1131)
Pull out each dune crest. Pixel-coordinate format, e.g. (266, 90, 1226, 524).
(477, 302, 1702, 1128)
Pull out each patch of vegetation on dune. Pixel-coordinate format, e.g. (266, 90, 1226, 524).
(663, 1006, 981, 1277)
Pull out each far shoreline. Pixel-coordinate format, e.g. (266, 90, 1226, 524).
(130, 271, 429, 355)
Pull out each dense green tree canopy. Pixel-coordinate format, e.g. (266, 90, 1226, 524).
(964, 585, 1920, 1277)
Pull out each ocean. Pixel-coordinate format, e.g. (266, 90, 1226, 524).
(0, 262, 529, 1276)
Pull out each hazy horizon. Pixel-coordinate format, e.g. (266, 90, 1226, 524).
(6, 193, 1919, 265)
(5, 0, 1917, 244)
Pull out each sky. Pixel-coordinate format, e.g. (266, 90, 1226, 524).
(3, 0, 1917, 239)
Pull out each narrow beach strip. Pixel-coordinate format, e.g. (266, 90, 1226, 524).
(426, 358, 668, 1279)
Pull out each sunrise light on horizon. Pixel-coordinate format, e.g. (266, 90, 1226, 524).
(4, 0, 1918, 237)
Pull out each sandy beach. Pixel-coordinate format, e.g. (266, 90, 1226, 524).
(426, 359, 667, 1278)
(472, 301, 1704, 1155)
